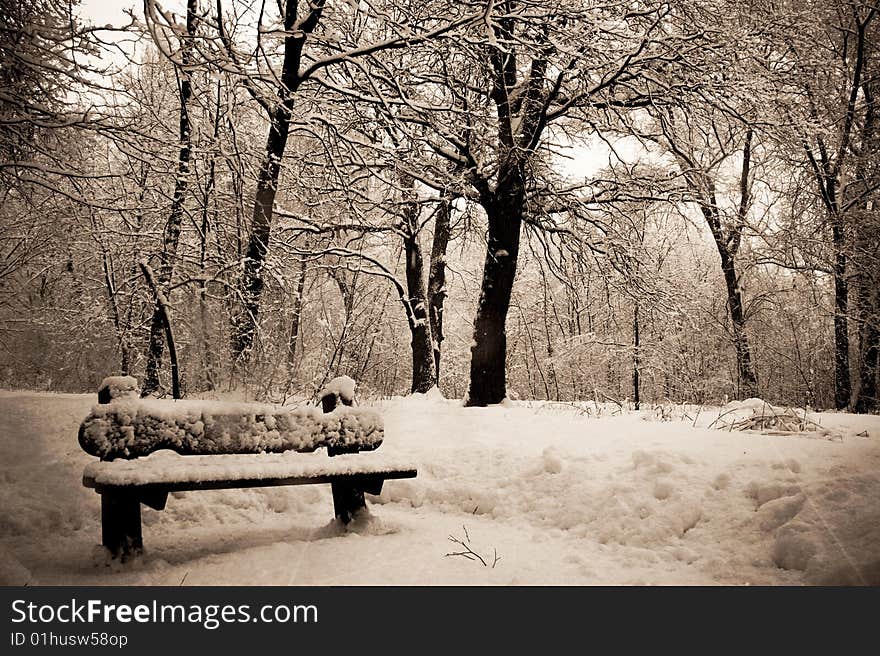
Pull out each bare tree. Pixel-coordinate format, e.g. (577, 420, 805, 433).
(646, 112, 760, 399)
(328, 0, 690, 405)
(215, 0, 480, 361)
(786, 1, 877, 408)
(141, 0, 199, 396)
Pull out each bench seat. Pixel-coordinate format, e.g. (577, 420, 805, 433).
(83, 450, 418, 490)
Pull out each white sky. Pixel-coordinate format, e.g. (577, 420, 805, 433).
(78, 0, 137, 25)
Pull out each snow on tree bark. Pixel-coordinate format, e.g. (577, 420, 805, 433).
(428, 191, 452, 382)
(466, 163, 525, 406)
(231, 0, 327, 360)
(142, 0, 198, 397)
(401, 175, 437, 394)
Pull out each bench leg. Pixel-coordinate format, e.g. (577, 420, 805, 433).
(100, 492, 143, 560)
(361, 476, 384, 496)
(331, 482, 366, 524)
(330, 477, 386, 523)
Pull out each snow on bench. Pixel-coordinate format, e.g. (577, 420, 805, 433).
(79, 397, 385, 460)
(97, 375, 139, 404)
(83, 450, 417, 488)
(79, 376, 417, 560)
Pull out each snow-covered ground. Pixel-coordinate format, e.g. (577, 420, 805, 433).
(1, 390, 879, 585)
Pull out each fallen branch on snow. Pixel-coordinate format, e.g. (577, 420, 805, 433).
(444, 525, 500, 568)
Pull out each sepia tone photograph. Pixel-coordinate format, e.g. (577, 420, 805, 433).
(1, 0, 878, 587)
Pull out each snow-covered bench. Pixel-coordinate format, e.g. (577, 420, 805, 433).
(78, 377, 417, 559)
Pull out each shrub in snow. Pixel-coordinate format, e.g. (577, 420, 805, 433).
(78, 398, 384, 460)
(710, 398, 844, 439)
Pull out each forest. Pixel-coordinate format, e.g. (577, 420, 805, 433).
(2, 0, 878, 413)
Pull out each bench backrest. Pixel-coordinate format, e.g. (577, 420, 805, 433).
(79, 378, 383, 461)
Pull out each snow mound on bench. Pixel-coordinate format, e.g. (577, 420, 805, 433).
(98, 376, 140, 401)
(320, 375, 357, 403)
(78, 398, 384, 460)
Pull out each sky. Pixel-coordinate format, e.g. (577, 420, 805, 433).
(78, 0, 137, 26)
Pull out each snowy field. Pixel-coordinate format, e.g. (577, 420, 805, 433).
(1, 390, 879, 586)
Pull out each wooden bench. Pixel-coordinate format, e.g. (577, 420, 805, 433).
(79, 377, 417, 559)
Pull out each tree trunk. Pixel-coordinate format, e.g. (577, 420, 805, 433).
(142, 0, 196, 396)
(667, 125, 759, 402)
(427, 192, 452, 382)
(287, 255, 307, 375)
(853, 80, 880, 413)
(633, 301, 640, 409)
(832, 221, 851, 409)
(404, 231, 436, 393)
(393, 179, 435, 394)
(198, 75, 222, 392)
(701, 202, 759, 399)
(856, 314, 879, 413)
(140, 261, 180, 400)
(463, 14, 549, 405)
(104, 255, 130, 375)
(720, 255, 758, 398)
(122, 170, 148, 377)
(540, 263, 560, 400)
(231, 116, 290, 359)
(231, 0, 325, 360)
(853, 210, 879, 413)
(94, 213, 129, 375)
(466, 169, 524, 406)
